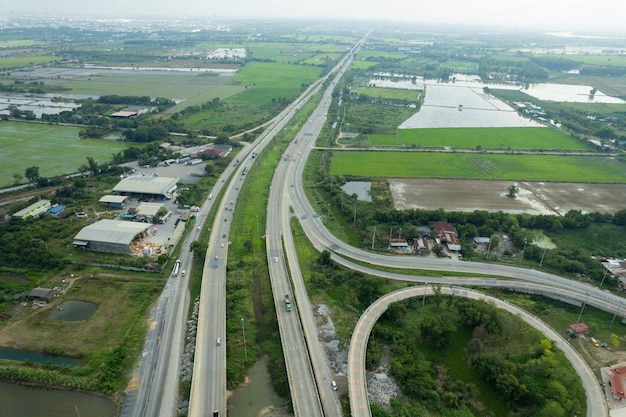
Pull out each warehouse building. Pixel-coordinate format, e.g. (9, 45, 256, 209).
(99, 195, 128, 209)
(112, 174, 179, 200)
(73, 219, 151, 254)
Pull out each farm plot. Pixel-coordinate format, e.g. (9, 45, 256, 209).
(61, 71, 234, 99)
(390, 178, 626, 215)
(329, 151, 626, 183)
(397, 127, 590, 150)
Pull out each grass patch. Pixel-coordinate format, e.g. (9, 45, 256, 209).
(350, 60, 379, 70)
(0, 55, 60, 69)
(398, 127, 590, 150)
(357, 50, 410, 60)
(59, 71, 232, 99)
(230, 62, 322, 103)
(352, 86, 421, 102)
(0, 121, 132, 188)
(539, 54, 626, 67)
(329, 151, 626, 182)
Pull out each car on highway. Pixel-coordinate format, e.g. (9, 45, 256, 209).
(213, 410, 219, 417)
(216, 337, 221, 346)
(274, 257, 279, 262)
(181, 270, 186, 277)
(331, 380, 337, 391)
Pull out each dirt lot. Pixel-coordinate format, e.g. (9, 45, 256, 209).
(390, 179, 626, 215)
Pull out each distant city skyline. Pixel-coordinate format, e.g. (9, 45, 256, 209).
(1, 0, 626, 34)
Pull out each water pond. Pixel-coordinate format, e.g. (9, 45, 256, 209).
(228, 359, 286, 417)
(0, 346, 79, 367)
(0, 381, 115, 417)
(47, 300, 98, 321)
(342, 181, 372, 202)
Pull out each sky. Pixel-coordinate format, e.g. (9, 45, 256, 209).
(2, 0, 626, 33)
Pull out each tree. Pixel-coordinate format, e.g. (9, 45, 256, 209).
(420, 315, 456, 348)
(12, 173, 23, 186)
(611, 333, 621, 348)
(24, 166, 40, 186)
(86, 156, 99, 176)
(507, 184, 519, 198)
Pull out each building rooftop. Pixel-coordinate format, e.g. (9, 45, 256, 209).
(112, 174, 179, 198)
(74, 219, 151, 245)
(99, 195, 128, 204)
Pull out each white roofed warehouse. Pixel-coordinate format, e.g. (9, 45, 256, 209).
(73, 219, 151, 254)
(112, 174, 179, 200)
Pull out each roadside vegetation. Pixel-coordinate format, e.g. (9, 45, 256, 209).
(368, 295, 586, 417)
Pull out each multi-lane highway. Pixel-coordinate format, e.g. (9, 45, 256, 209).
(135, 29, 624, 417)
(187, 33, 365, 417)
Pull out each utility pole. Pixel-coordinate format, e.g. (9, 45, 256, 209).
(241, 318, 248, 363)
(420, 283, 429, 323)
(519, 239, 527, 266)
(371, 226, 376, 251)
(539, 245, 547, 268)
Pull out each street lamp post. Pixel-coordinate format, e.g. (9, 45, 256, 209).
(241, 318, 248, 363)
(575, 294, 588, 325)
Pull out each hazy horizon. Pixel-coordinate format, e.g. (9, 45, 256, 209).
(2, 0, 626, 34)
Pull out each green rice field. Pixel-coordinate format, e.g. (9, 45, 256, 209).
(329, 151, 626, 183)
(385, 127, 591, 150)
(0, 121, 131, 188)
(229, 62, 322, 102)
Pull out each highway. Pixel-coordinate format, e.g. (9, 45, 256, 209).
(262, 33, 370, 417)
(135, 28, 622, 417)
(187, 34, 362, 417)
(276, 35, 622, 417)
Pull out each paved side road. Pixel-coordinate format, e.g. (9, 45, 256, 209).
(348, 285, 607, 417)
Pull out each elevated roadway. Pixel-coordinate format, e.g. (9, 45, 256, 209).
(348, 285, 607, 417)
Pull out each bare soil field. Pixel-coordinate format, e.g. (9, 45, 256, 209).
(390, 178, 626, 215)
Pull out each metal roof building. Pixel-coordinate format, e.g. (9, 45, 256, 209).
(112, 174, 179, 200)
(99, 195, 128, 204)
(73, 219, 151, 254)
(12, 199, 52, 220)
(136, 202, 164, 217)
